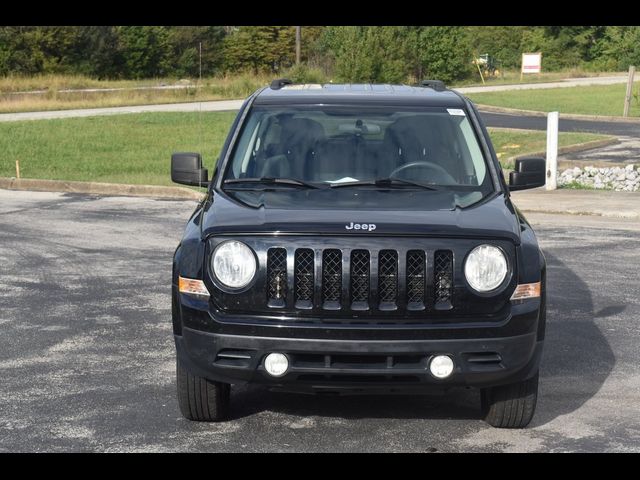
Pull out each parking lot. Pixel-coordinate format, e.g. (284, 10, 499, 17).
(0, 189, 639, 452)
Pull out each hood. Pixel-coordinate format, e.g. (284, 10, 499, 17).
(201, 188, 520, 243)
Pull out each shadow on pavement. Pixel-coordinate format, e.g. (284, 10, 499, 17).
(227, 252, 615, 426)
(530, 251, 616, 427)
(230, 386, 481, 422)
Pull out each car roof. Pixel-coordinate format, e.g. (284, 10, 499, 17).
(253, 83, 466, 108)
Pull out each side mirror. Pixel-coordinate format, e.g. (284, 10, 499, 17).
(171, 152, 208, 187)
(508, 157, 546, 191)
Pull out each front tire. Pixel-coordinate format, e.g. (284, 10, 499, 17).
(481, 373, 538, 428)
(177, 359, 230, 422)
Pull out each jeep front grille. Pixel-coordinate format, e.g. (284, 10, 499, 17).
(266, 247, 454, 313)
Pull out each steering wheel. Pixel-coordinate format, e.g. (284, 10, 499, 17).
(389, 161, 456, 184)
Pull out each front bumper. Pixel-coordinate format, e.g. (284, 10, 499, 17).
(175, 326, 543, 393)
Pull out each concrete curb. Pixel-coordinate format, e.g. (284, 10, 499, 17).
(477, 104, 640, 123)
(511, 189, 640, 219)
(518, 206, 639, 219)
(0, 177, 205, 201)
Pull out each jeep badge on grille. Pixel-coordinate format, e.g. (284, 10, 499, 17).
(345, 222, 376, 231)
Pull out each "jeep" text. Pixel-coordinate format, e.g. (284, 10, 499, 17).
(345, 222, 376, 231)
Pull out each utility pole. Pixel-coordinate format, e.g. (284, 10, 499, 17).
(295, 26, 301, 65)
(199, 42, 202, 82)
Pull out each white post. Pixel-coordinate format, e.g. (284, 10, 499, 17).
(623, 65, 635, 117)
(545, 111, 559, 191)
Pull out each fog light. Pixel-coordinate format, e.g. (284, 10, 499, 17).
(429, 355, 454, 379)
(264, 353, 289, 377)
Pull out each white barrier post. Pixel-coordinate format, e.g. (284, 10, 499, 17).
(623, 65, 635, 117)
(546, 111, 559, 191)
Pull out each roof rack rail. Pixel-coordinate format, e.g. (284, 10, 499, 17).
(270, 78, 293, 90)
(419, 79, 446, 92)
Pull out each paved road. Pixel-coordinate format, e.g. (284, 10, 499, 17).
(480, 111, 640, 165)
(480, 111, 640, 138)
(0, 100, 245, 123)
(0, 189, 638, 452)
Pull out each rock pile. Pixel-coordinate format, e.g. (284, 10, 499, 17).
(558, 164, 638, 191)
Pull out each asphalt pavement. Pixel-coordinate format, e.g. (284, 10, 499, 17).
(0, 189, 638, 452)
(479, 111, 640, 138)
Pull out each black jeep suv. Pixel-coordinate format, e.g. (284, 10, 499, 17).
(170, 80, 547, 428)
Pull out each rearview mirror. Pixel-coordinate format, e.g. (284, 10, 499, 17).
(508, 157, 546, 191)
(171, 152, 208, 187)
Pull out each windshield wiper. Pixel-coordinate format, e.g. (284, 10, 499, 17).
(329, 177, 441, 190)
(223, 177, 321, 189)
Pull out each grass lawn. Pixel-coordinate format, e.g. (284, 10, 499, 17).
(0, 112, 610, 186)
(0, 112, 237, 185)
(467, 83, 640, 117)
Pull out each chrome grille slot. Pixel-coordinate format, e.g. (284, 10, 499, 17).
(267, 248, 287, 308)
(294, 248, 314, 309)
(322, 249, 342, 310)
(434, 250, 453, 310)
(406, 250, 426, 310)
(350, 250, 370, 310)
(378, 250, 398, 310)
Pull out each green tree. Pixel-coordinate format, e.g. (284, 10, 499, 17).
(416, 26, 473, 83)
(117, 26, 172, 78)
(320, 26, 473, 84)
(0, 26, 75, 75)
(590, 26, 640, 71)
(319, 26, 412, 83)
(466, 26, 526, 70)
(520, 26, 605, 70)
(75, 26, 124, 78)
(320, 26, 377, 82)
(167, 26, 226, 77)
(223, 26, 295, 74)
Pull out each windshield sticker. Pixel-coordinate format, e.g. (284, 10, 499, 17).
(447, 108, 466, 116)
(326, 177, 359, 184)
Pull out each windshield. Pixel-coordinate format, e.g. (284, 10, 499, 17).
(222, 105, 494, 204)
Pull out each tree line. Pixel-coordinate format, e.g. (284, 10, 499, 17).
(1, 26, 639, 82)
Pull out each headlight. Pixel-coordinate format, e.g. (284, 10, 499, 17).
(464, 245, 508, 293)
(211, 240, 257, 289)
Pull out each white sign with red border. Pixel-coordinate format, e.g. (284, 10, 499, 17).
(521, 53, 542, 74)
